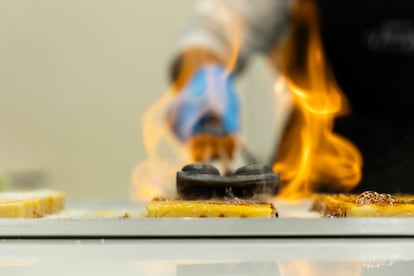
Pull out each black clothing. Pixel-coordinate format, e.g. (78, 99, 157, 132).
(318, 0, 414, 193)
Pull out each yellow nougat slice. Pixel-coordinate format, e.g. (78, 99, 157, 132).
(146, 198, 277, 218)
(312, 191, 414, 217)
(0, 190, 65, 218)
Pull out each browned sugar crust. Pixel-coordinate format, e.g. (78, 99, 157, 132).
(311, 191, 414, 217)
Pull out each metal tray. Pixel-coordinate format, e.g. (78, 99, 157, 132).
(2, 217, 414, 238)
(1, 200, 414, 238)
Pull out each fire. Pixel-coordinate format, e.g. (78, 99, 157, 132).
(132, 0, 362, 201)
(172, 0, 244, 92)
(273, 0, 363, 200)
(278, 261, 362, 276)
(130, 92, 191, 201)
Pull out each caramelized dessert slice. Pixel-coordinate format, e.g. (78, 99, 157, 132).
(146, 198, 277, 218)
(311, 191, 414, 217)
(0, 190, 65, 218)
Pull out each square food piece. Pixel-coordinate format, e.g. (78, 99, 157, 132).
(0, 190, 65, 218)
(311, 191, 414, 217)
(146, 198, 277, 218)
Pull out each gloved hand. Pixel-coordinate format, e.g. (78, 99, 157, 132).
(167, 64, 240, 141)
(167, 64, 240, 161)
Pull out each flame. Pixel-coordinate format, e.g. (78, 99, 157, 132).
(216, 0, 244, 74)
(278, 261, 362, 276)
(172, 0, 244, 92)
(131, 1, 244, 201)
(130, 92, 191, 201)
(273, 0, 363, 200)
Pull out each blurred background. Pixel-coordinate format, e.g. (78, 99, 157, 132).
(0, 0, 277, 199)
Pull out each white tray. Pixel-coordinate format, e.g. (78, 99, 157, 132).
(1, 200, 414, 238)
(2, 217, 414, 238)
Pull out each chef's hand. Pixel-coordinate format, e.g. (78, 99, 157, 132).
(167, 64, 240, 162)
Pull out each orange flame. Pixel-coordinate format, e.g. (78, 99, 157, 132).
(273, 0, 363, 200)
(278, 261, 362, 276)
(216, 0, 244, 74)
(172, 0, 244, 92)
(130, 92, 191, 201)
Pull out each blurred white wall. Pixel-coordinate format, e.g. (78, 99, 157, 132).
(0, 0, 278, 198)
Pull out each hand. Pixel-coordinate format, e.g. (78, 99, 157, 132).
(167, 64, 240, 141)
(167, 64, 240, 161)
